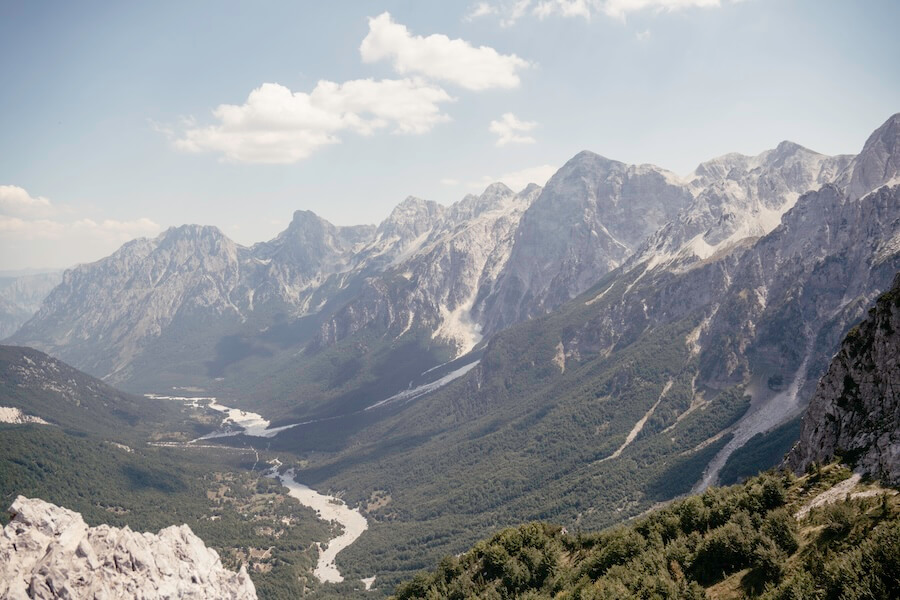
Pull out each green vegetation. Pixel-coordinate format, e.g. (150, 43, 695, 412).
(0, 345, 188, 443)
(0, 425, 336, 599)
(392, 466, 900, 599)
(719, 418, 802, 485)
(288, 301, 756, 587)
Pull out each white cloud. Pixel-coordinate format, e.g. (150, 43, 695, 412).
(501, 0, 535, 26)
(0, 214, 159, 243)
(470, 164, 557, 192)
(0, 186, 161, 269)
(175, 79, 453, 164)
(602, 0, 725, 18)
(0, 185, 55, 218)
(466, 2, 498, 19)
(360, 12, 530, 91)
(475, 0, 742, 23)
(534, 0, 593, 19)
(489, 113, 538, 146)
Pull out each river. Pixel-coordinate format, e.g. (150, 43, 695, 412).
(147, 393, 374, 586)
(269, 467, 370, 584)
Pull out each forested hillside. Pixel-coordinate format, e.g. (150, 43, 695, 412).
(393, 466, 899, 599)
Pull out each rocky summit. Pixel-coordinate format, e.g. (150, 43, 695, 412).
(0, 496, 257, 600)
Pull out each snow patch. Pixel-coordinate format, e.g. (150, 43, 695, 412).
(367, 360, 479, 411)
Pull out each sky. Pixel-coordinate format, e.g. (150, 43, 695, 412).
(1, 0, 899, 270)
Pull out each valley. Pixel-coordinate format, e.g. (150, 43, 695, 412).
(3, 5, 900, 598)
(2, 112, 899, 598)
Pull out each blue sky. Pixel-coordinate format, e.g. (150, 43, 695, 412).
(1, 0, 898, 269)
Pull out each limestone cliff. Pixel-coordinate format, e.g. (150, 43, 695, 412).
(0, 496, 256, 599)
(787, 273, 900, 483)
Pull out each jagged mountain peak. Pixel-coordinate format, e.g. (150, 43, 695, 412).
(482, 182, 514, 196)
(478, 148, 693, 333)
(691, 141, 823, 182)
(155, 224, 239, 255)
(449, 183, 518, 222)
(287, 208, 327, 227)
(378, 196, 444, 233)
(518, 182, 542, 196)
(556, 150, 624, 176)
(633, 138, 854, 273)
(392, 195, 442, 212)
(774, 139, 805, 154)
(162, 223, 227, 237)
(841, 112, 900, 200)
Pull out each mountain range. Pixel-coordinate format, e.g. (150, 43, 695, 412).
(10, 117, 899, 401)
(4, 113, 900, 590)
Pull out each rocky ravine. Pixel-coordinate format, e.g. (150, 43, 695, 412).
(787, 272, 900, 484)
(0, 496, 256, 600)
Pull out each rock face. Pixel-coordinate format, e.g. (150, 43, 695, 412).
(0, 406, 49, 425)
(787, 273, 900, 484)
(479, 152, 693, 333)
(839, 113, 900, 201)
(318, 183, 540, 354)
(0, 496, 257, 600)
(12, 225, 250, 380)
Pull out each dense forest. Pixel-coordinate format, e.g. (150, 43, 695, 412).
(392, 465, 899, 599)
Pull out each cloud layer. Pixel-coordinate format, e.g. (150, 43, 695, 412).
(489, 113, 538, 146)
(0, 185, 55, 219)
(176, 79, 453, 164)
(0, 185, 160, 269)
(361, 12, 530, 91)
(173, 13, 532, 164)
(472, 0, 740, 24)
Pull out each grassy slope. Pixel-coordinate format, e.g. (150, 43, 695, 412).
(392, 464, 899, 600)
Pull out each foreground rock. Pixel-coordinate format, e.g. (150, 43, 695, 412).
(0, 496, 256, 599)
(787, 272, 900, 483)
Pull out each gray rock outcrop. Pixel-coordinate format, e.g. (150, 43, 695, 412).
(787, 273, 900, 483)
(0, 496, 257, 599)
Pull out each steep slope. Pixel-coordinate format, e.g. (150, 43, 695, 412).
(0, 271, 61, 339)
(11, 225, 250, 382)
(479, 153, 693, 333)
(248, 210, 375, 309)
(391, 467, 900, 600)
(787, 273, 900, 483)
(0, 496, 257, 599)
(0, 345, 181, 442)
(351, 196, 446, 271)
(839, 112, 900, 200)
(291, 116, 900, 583)
(318, 183, 540, 355)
